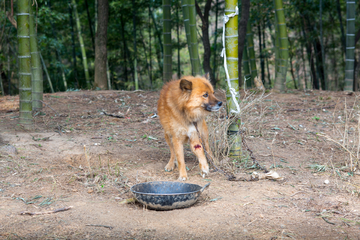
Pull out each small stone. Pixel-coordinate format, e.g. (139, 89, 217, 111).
(324, 179, 330, 184)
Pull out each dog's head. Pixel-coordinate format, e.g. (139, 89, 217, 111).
(179, 76, 222, 120)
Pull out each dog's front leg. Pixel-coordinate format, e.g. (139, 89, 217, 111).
(172, 139, 188, 181)
(189, 137, 209, 178)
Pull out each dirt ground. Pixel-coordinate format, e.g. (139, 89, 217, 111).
(1, 89, 360, 239)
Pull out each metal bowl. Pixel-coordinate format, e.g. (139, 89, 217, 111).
(130, 181, 210, 210)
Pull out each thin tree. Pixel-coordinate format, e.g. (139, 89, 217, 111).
(68, 0, 78, 88)
(238, 0, 250, 87)
(246, 21, 257, 87)
(163, 0, 172, 82)
(273, 0, 289, 91)
(181, 0, 192, 70)
(336, 0, 346, 55)
(344, 0, 355, 91)
(195, 0, 214, 85)
(72, 0, 91, 88)
(148, 2, 153, 87)
(29, 1, 43, 111)
(84, 0, 95, 52)
(242, 40, 251, 88)
(133, 1, 138, 90)
(17, 0, 32, 126)
(258, 22, 265, 84)
(47, 0, 67, 91)
(319, 0, 327, 90)
(212, 0, 219, 83)
(176, 0, 181, 79)
(40, 53, 54, 93)
(224, 0, 241, 157)
(188, 0, 201, 76)
(94, 0, 109, 89)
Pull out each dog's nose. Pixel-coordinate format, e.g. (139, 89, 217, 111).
(217, 101, 222, 107)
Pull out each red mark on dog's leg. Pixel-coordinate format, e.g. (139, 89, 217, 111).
(194, 144, 201, 150)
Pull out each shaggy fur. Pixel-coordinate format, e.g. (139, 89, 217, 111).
(157, 76, 222, 180)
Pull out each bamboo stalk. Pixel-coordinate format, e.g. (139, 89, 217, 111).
(225, 0, 241, 158)
(274, 0, 289, 91)
(344, 0, 355, 91)
(17, 0, 33, 126)
(29, 2, 43, 111)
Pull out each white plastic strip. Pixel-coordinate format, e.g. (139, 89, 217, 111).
(221, 6, 240, 114)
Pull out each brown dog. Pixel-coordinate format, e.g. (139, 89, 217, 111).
(157, 76, 222, 180)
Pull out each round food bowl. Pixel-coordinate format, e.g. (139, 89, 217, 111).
(130, 181, 210, 210)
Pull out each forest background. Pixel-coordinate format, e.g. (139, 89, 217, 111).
(0, 0, 359, 95)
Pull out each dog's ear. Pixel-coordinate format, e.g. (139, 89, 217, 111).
(180, 79, 192, 91)
(203, 72, 210, 80)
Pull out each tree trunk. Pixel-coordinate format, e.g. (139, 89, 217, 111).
(258, 22, 265, 84)
(29, 2, 43, 111)
(133, 1, 138, 90)
(195, 0, 214, 85)
(94, 0, 109, 89)
(212, 0, 219, 84)
(319, 0, 327, 90)
(148, 3, 153, 88)
(17, 0, 32, 126)
(273, 0, 289, 92)
(246, 21, 257, 87)
(181, 0, 192, 72)
(68, 0, 78, 88)
(163, 0, 172, 82)
(344, 0, 356, 91)
(84, 0, 95, 52)
(176, 1, 181, 79)
(224, 0, 241, 158)
(188, 0, 201, 76)
(120, 15, 128, 83)
(72, 0, 91, 88)
(242, 41, 251, 89)
(40, 53, 54, 93)
(238, 0, 250, 87)
(336, 0, 346, 55)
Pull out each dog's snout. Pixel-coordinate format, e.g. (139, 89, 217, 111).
(217, 101, 222, 107)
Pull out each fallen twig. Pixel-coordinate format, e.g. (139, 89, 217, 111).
(102, 111, 124, 118)
(322, 217, 335, 225)
(86, 224, 114, 230)
(20, 206, 73, 215)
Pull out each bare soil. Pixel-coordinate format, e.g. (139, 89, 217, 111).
(1, 89, 360, 239)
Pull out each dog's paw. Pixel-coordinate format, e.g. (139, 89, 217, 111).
(178, 176, 188, 181)
(200, 164, 209, 178)
(164, 163, 175, 172)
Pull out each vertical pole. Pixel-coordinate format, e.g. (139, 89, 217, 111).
(17, 0, 33, 126)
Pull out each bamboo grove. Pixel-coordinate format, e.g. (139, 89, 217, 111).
(1, 0, 360, 98)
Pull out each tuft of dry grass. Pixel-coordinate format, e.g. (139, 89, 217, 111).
(318, 96, 360, 173)
(206, 89, 270, 174)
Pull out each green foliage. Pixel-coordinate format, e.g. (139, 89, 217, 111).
(0, 0, 358, 94)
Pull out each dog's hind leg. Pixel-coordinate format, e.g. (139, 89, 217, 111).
(164, 134, 176, 172)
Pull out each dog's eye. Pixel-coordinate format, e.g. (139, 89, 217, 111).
(203, 93, 208, 98)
